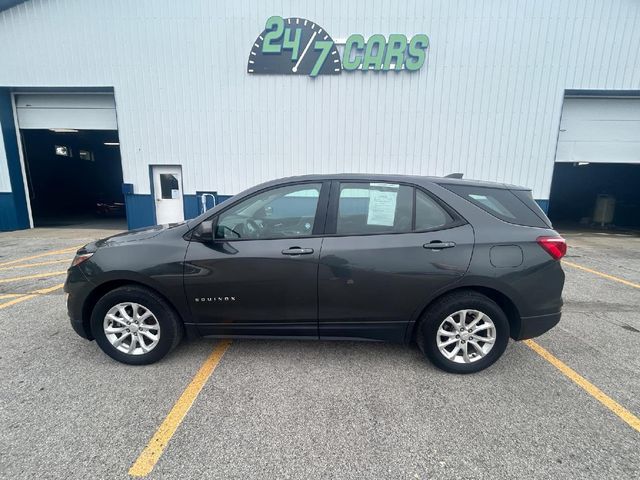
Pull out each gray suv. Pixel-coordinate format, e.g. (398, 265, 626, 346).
(65, 174, 565, 373)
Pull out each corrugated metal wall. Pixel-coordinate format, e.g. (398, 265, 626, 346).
(0, 0, 639, 199)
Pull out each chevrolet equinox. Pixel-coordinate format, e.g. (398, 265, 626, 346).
(65, 174, 566, 373)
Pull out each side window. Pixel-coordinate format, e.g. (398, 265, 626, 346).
(415, 190, 453, 230)
(442, 184, 548, 228)
(215, 183, 322, 239)
(337, 183, 413, 234)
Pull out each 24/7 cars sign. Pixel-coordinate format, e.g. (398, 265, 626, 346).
(247, 16, 429, 77)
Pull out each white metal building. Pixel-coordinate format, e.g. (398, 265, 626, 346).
(0, 0, 639, 231)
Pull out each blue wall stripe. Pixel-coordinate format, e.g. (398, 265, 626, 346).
(0, 88, 29, 231)
(535, 199, 550, 214)
(124, 194, 155, 230)
(125, 193, 234, 229)
(0, 192, 18, 231)
(183, 194, 199, 220)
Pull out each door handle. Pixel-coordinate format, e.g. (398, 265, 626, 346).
(282, 247, 314, 256)
(423, 241, 456, 250)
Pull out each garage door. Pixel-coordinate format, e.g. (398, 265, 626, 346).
(555, 97, 640, 164)
(15, 93, 117, 130)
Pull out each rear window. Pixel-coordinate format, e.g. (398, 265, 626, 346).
(442, 184, 549, 228)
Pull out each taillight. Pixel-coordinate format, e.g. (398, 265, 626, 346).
(536, 236, 567, 260)
(71, 252, 93, 267)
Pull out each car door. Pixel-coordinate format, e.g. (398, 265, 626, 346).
(318, 180, 474, 342)
(184, 181, 329, 337)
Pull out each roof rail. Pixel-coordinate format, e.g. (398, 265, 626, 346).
(444, 173, 464, 179)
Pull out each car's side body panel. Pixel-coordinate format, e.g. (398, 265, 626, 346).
(398, 181, 565, 342)
(66, 223, 193, 338)
(183, 237, 322, 337)
(317, 224, 475, 342)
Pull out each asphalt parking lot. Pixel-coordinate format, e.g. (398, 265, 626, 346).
(0, 227, 638, 479)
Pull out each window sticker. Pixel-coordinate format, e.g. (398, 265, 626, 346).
(367, 189, 397, 226)
(370, 182, 400, 189)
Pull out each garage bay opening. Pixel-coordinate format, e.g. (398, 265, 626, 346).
(21, 129, 125, 228)
(15, 92, 126, 229)
(548, 96, 640, 231)
(548, 163, 640, 230)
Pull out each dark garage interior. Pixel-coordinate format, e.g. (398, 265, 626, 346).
(20, 129, 126, 228)
(548, 162, 640, 230)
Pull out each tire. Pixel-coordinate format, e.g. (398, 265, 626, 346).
(90, 285, 183, 365)
(417, 291, 510, 374)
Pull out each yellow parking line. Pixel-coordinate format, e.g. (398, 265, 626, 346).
(563, 260, 640, 289)
(0, 271, 67, 284)
(0, 283, 64, 310)
(0, 259, 70, 271)
(0, 293, 24, 300)
(129, 340, 232, 477)
(525, 340, 640, 433)
(0, 246, 80, 267)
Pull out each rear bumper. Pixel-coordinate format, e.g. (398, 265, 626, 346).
(513, 311, 561, 340)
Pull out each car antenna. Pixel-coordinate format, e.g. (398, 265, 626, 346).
(445, 173, 464, 179)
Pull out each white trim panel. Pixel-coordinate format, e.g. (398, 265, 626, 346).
(15, 94, 117, 130)
(0, 117, 10, 192)
(556, 98, 640, 164)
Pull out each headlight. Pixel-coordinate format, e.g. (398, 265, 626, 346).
(71, 252, 94, 267)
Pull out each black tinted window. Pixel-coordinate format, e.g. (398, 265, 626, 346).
(337, 183, 413, 234)
(443, 184, 547, 227)
(415, 190, 453, 230)
(159, 174, 179, 199)
(512, 189, 552, 227)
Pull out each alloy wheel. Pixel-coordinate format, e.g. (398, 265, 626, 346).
(436, 309, 496, 364)
(103, 302, 161, 355)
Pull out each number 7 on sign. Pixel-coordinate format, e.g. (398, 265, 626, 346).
(311, 41, 333, 77)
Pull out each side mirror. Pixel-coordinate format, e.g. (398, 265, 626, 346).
(193, 219, 213, 242)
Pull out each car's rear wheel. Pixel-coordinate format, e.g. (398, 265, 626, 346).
(90, 285, 183, 365)
(417, 291, 510, 373)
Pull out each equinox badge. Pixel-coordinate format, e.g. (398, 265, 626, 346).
(194, 297, 237, 303)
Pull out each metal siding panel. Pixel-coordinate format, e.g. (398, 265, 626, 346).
(0, 0, 637, 200)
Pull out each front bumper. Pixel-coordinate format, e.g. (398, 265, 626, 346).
(514, 311, 561, 340)
(64, 265, 95, 340)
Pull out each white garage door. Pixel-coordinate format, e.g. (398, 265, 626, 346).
(555, 97, 640, 164)
(15, 93, 118, 130)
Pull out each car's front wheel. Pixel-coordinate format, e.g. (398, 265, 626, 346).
(90, 285, 183, 365)
(418, 291, 510, 373)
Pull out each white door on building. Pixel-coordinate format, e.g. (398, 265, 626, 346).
(152, 165, 184, 224)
